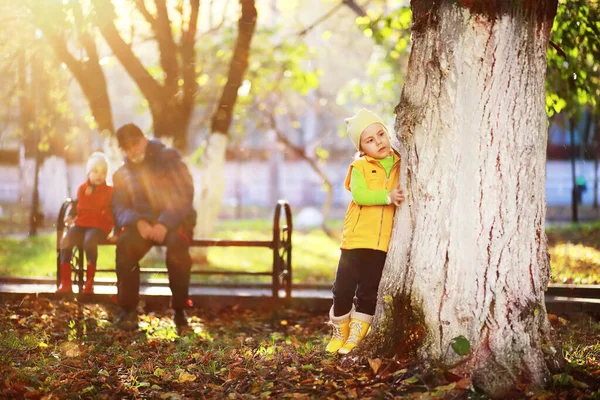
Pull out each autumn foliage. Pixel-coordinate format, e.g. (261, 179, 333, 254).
(1, 296, 599, 399)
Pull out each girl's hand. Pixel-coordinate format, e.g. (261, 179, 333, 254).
(64, 216, 74, 227)
(388, 186, 404, 207)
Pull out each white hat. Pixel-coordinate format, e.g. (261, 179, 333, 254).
(344, 108, 390, 150)
(86, 152, 109, 175)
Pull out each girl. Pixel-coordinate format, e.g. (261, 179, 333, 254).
(57, 152, 114, 294)
(327, 109, 404, 354)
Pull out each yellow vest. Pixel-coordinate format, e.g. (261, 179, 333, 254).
(340, 153, 400, 252)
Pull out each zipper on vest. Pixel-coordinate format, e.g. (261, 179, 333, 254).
(377, 176, 389, 249)
(352, 206, 362, 233)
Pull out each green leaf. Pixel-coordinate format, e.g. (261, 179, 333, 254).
(450, 335, 470, 356)
(315, 147, 329, 160)
(401, 375, 419, 384)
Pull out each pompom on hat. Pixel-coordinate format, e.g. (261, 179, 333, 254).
(344, 108, 390, 150)
(86, 152, 109, 175)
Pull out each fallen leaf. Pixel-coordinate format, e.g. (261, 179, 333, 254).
(229, 367, 247, 380)
(177, 371, 196, 383)
(455, 377, 472, 390)
(160, 393, 183, 400)
(368, 358, 382, 374)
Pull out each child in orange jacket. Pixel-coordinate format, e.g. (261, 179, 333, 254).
(326, 109, 404, 354)
(57, 152, 114, 294)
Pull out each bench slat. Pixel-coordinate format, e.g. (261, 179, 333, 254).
(96, 239, 274, 248)
(94, 268, 274, 276)
(191, 239, 273, 248)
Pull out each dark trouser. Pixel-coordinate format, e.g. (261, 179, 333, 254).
(60, 226, 107, 265)
(116, 226, 192, 311)
(332, 248, 387, 317)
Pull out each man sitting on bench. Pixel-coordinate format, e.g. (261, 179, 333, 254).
(111, 123, 196, 331)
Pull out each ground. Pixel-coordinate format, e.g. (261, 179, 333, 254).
(1, 296, 599, 399)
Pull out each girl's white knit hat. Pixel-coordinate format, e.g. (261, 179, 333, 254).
(344, 108, 390, 150)
(86, 152, 109, 175)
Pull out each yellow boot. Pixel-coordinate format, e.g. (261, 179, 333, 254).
(338, 311, 372, 355)
(325, 307, 351, 353)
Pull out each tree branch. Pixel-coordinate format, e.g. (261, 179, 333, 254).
(211, 0, 257, 135)
(31, 1, 115, 134)
(549, 40, 567, 59)
(264, 111, 336, 238)
(91, 0, 164, 108)
(70, 1, 101, 66)
(153, 0, 179, 91)
(297, 2, 344, 37)
(199, 0, 230, 37)
(134, 0, 157, 28)
(181, 0, 199, 112)
(341, 0, 367, 17)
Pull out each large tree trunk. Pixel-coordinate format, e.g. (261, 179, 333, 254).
(364, 1, 559, 396)
(193, 0, 257, 253)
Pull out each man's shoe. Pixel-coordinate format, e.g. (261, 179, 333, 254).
(174, 309, 188, 327)
(115, 310, 138, 331)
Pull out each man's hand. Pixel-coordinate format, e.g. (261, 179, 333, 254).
(388, 186, 405, 207)
(149, 224, 168, 244)
(136, 220, 154, 240)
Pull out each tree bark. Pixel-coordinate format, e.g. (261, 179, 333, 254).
(193, 0, 257, 250)
(363, 0, 559, 396)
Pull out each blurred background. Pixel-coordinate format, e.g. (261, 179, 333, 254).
(0, 0, 598, 238)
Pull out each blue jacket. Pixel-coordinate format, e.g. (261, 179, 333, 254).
(111, 139, 196, 231)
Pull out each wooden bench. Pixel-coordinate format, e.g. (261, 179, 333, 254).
(56, 199, 293, 299)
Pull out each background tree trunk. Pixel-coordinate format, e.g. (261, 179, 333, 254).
(569, 117, 579, 222)
(593, 115, 599, 210)
(364, 1, 559, 396)
(28, 49, 44, 237)
(192, 0, 257, 256)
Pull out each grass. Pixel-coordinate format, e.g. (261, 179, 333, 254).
(2, 219, 600, 285)
(547, 222, 600, 284)
(0, 221, 341, 285)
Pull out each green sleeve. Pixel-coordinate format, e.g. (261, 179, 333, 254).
(350, 167, 389, 206)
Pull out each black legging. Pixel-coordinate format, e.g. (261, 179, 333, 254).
(331, 248, 387, 316)
(60, 226, 107, 265)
